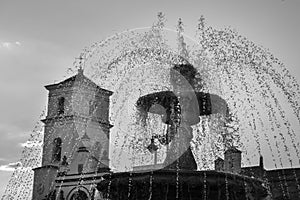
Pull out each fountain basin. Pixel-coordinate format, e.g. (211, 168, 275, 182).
(137, 91, 229, 125)
(97, 169, 268, 200)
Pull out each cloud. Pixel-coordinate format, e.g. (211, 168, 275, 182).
(0, 162, 22, 172)
(2, 42, 11, 48)
(0, 41, 22, 49)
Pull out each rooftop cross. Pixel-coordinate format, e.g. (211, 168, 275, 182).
(75, 53, 85, 75)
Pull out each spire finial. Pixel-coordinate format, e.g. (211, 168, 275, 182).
(75, 53, 85, 75)
(78, 66, 84, 75)
(259, 155, 264, 169)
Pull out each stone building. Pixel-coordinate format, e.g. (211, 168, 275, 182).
(224, 147, 242, 174)
(215, 149, 300, 200)
(32, 68, 112, 200)
(32, 67, 300, 199)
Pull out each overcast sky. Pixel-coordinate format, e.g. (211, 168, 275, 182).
(0, 0, 299, 197)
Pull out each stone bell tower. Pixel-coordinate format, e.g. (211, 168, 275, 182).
(32, 68, 113, 200)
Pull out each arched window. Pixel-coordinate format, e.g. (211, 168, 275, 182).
(70, 190, 88, 200)
(58, 97, 65, 115)
(52, 138, 62, 162)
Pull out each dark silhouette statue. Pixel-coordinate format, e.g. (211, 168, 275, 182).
(137, 62, 229, 170)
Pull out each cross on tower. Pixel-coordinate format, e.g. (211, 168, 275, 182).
(75, 53, 85, 74)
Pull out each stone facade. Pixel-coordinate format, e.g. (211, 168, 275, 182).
(224, 147, 242, 174)
(215, 149, 300, 200)
(32, 69, 113, 200)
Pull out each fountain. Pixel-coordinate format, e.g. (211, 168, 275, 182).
(97, 60, 268, 199)
(3, 13, 300, 200)
(136, 61, 229, 170)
